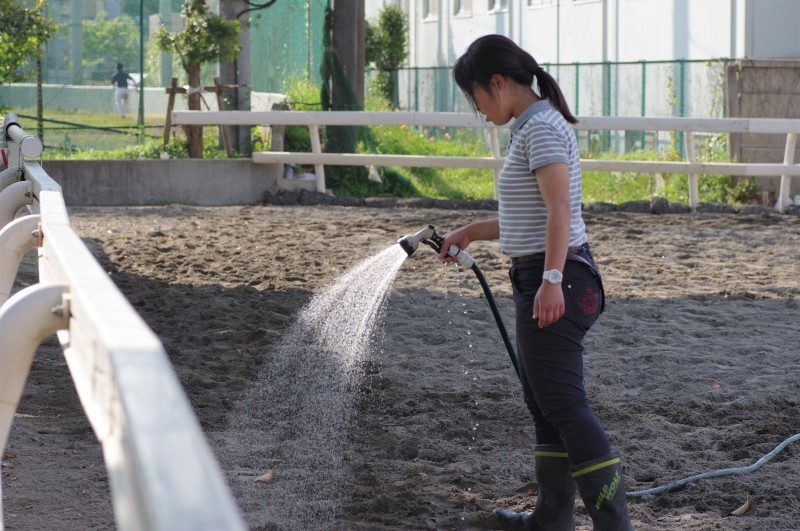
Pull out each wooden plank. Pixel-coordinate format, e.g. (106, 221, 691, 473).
(254, 151, 504, 169)
(173, 111, 800, 134)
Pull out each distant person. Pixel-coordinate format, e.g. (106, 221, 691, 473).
(111, 63, 136, 118)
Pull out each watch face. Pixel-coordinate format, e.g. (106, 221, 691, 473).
(544, 270, 562, 283)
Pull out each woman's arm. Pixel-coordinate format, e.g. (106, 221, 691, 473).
(438, 217, 499, 261)
(533, 162, 571, 328)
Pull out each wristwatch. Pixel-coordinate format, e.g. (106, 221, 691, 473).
(542, 269, 563, 284)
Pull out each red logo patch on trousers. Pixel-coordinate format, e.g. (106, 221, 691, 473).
(578, 287, 600, 316)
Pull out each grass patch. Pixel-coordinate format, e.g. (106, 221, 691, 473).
(364, 124, 494, 199)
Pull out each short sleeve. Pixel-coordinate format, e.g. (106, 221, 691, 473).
(524, 120, 569, 173)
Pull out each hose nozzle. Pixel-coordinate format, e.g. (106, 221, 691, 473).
(397, 225, 437, 256)
(396, 225, 475, 269)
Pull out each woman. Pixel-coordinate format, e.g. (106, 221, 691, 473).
(440, 35, 633, 530)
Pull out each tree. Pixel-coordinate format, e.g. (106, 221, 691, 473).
(365, 4, 408, 107)
(82, 13, 139, 74)
(0, 0, 58, 85)
(154, 0, 242, 158)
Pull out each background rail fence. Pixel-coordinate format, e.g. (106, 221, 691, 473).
(0, 114, 245, 530)
(172, 110, 800, 213)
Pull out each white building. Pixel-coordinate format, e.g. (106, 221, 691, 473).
(371, 1, 800, 162)
(402, 0, 800, 67)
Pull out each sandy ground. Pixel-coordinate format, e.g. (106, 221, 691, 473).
(2, 203, 800, 530)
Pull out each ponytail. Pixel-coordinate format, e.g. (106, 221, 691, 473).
(534, 69, 578, 124)
(454, 34, 578, 124)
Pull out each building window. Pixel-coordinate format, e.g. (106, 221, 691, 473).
(488, 0, 508, 12)
(454, 0, 472, 16)
(423, 0, 439, 19)
(527, 0, 554, 6)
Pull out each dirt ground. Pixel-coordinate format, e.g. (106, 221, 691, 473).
(3, 203, 799, 530)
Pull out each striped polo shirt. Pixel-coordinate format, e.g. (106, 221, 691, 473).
(498, 99, 587, 257)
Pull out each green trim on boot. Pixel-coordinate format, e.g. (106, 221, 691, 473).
(493, 444, 576, 530)
(572, 452, 633, 531)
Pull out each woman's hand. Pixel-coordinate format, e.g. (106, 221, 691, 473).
(533, 282, 564, 328)
(438, 227, 472, 263)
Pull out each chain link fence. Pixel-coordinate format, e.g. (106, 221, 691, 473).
(397, 58, 730, 155)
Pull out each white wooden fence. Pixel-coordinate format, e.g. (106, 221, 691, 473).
(0, 114, 245, 531)
(173, 110, 800, 213)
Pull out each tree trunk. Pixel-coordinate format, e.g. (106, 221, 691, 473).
(220, 0, 251, 155)
(187, 59, 203, 158)
(331, 0, 365, 107)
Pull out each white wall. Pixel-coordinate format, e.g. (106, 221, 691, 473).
(746, 0, 800, 58)
(406, 0, 800, 68)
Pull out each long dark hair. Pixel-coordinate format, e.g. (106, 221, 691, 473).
(453, 34, 577, 124)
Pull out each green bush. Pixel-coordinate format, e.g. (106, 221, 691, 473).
(729, 177, 760, 204)
(284, 126, 311, 152)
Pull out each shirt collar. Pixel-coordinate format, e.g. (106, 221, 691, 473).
(510, 99, 553, 133)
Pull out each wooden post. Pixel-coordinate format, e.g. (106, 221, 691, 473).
(212, 77, 233, 157)
(270, 102, 289, 152)
(308, 124, 326, 193)
(489, 128, 501, 199)
(778, 132, 797, 213)
(163, 77, 184, 146)
(685, 131, 698, 211)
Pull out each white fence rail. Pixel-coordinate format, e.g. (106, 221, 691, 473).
(0, 114, 245, 531)
(173, 110, 800, 213)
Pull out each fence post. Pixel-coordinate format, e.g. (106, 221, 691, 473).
(415, 68, 420, 112)
(574, 62, 580, 115)
(489, 128, 501, 199)
(685, 131, 699, 210)
(163, 78, 183, 147)
(603, 62, 612, 150)
(308, 124, 326, 193)
(778, 132, 797, 213)
(676, 60, 686, 157)
(640, 61, 646, 149)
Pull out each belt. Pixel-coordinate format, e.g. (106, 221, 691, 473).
(511, 245, 585, 265)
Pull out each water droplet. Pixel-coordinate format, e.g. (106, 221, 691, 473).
(463, 310, 468, 315)
(468, 343, 473, 348)
(464, 371, 469, 375)
(473, 377, 477, 381)
(467, 330, 471, 335)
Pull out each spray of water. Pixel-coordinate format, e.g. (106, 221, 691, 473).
(219, 244, 408, 530)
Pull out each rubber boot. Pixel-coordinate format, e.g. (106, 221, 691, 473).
(493, 444, 576, 530)
(571, 452, 633, 531)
